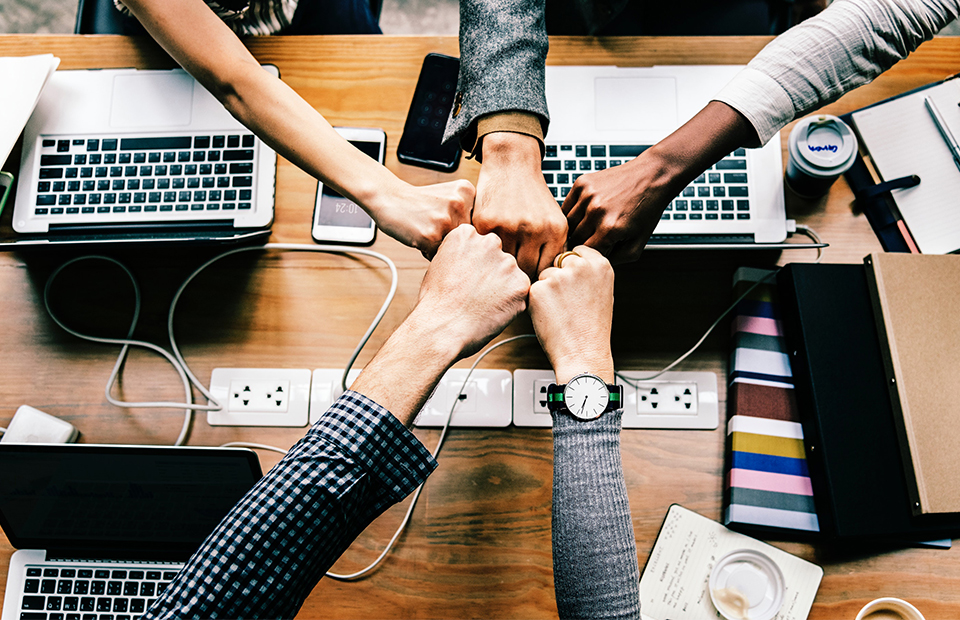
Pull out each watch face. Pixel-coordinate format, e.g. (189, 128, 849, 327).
(563, 374, 610, 420)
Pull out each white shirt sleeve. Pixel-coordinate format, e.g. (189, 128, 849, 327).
(714, 0, 960, 145)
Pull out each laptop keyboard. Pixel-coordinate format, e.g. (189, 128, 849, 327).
(32, 134, 258, 220)
(19, 565, 181, 620)
(542, 144, 751, 221)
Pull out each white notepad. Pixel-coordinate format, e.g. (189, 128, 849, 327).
(640, 505, 823, 620)
(0, 54, 59, 168)
(851, 79, 960, 255)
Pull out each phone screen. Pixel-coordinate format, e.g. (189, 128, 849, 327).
(397, 54, 461, 172)
(316, 140, 379, 228)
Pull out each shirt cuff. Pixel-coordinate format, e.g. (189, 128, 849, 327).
(466, 111, 546, 162)
(312, 390, 438, 501)
(712, 67, 797, 147)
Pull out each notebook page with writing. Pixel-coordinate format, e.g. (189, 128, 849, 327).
(851, 80, 960, 254)
(640, 505, 822, 620)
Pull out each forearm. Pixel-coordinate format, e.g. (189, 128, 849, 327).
(121, 0, 403, 213)
(351, 307, 463, 427)
(715, 0, 960, 145)
(552, 410, 640, 620)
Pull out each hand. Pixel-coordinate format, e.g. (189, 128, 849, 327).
(351, 224, 528, 424)
(474, 132, 568, 278)
(528, 245, 615, 384)
(414, 224, 530, 359)
(562, 154, 675, 264)
(372, 179, 475, 258)
(564, 101, 760, 264)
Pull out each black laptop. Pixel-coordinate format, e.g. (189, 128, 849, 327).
(0, 444, 262, 620)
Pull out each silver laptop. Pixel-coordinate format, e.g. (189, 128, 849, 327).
(0, 444, 262, 620)
(544, 65, 787, 246)
(9, 67, 277, 247)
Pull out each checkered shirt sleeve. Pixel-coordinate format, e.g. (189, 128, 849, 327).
(144, 390, 437, 619)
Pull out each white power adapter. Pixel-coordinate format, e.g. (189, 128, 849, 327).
(1, 405, 79, 443)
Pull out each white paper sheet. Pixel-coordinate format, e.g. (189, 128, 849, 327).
(852, 79, 960, 255)
(0, 54, 60, 169)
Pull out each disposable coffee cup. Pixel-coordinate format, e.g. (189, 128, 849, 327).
(855, 597, 926, 620)
(786, 114, 857, 198)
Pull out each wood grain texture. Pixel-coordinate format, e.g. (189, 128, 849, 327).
(1, 34, 959, 619)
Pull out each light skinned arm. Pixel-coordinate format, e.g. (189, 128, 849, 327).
(475, 132, 568, 279)
(120, 0, 473, 256)
(528, 246, 641, 619)
(352, 223, 530, 425)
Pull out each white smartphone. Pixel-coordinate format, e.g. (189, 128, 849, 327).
(312, 127, 384, 245)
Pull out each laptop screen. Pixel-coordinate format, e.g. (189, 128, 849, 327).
(0, 444, 262, 558)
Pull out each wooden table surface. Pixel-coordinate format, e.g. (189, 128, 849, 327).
(1, 34, 958, 619)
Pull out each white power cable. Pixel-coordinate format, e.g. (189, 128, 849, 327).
(616, 224, 824, 386)
(44, 256, 201, 444)
(43, 244, 398, 446)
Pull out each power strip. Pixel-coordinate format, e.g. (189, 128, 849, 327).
(513, 369, 719, 429)
(310, 368, 512, 428)
(207, 368, 716, 430)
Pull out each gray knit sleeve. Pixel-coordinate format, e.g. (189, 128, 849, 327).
(551, 410, 641, 620)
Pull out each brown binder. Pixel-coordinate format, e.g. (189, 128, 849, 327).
(865, 253, 960, 515)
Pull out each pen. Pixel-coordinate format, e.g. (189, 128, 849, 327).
(923, 96, 960, 173)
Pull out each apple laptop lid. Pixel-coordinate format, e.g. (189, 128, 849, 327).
(8, 67, 278, 247)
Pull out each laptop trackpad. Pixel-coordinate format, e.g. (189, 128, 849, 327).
(595, 77, 677, 133)
(110, 73, 194, 128)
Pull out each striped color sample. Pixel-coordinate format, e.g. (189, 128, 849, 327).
(723, 267, 820, 534)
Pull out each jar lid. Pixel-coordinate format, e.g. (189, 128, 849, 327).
(789, 114, 858, 174)
(709, 548, 786, 620)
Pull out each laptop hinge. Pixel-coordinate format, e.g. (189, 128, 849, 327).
(647, 233, 755, 245)
(46, 548, 191, 563)
(47, 220, 237, 234)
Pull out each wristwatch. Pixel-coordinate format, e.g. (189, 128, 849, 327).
(547, 373, 622, 421)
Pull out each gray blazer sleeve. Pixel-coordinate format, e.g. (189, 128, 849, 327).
(443, 0, 551, 146)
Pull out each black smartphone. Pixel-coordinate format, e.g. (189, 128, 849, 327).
(397, 53, 462, 173)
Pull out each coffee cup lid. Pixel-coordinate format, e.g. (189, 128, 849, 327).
(789, 114, 858, 174)
(709, 548, 785, 620)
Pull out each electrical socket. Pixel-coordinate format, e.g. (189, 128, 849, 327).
(513, 369, 719, 429)
(208, 368, 311, 427)
(229, 379, 290, 413)
(635, 382, 697, 414)
(310, 368, 512, 427)
(618, 371, 718, 429)
(414, 369, 512, 428)
(513, 369, 555, 427)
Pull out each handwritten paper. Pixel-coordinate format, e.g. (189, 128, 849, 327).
(640, 505, 822, 620)
(852, 79, 960, 254)
(0, 54, 60, 169)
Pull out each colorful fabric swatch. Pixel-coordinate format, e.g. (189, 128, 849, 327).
(723, 267, 820, 534)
